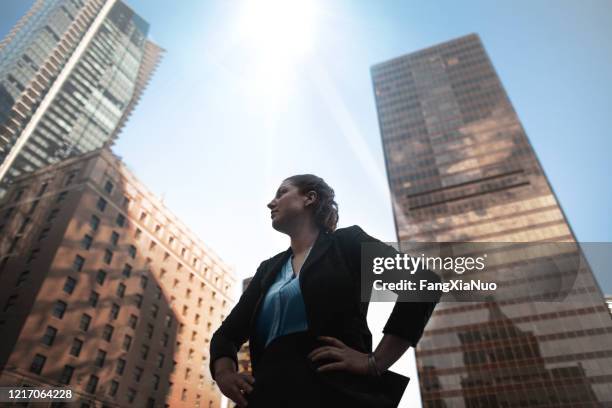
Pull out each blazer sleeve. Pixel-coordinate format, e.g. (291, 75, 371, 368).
(209, 261, 266, 379)
(343, 225, 441, 347)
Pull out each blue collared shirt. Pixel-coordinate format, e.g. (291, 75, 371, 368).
(256, 255, 309, 347)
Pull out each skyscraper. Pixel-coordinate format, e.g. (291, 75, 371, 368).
(371, 34, 612, 406)
(0, 148, 236, 407)
(0, 0, 163, 192)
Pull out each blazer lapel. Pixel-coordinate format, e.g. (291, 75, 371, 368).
(299, 231, 333, 278)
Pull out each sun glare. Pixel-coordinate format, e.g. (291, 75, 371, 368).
(238, 0, 318, 63)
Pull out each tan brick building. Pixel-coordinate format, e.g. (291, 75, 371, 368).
(0, 148, 235, 407)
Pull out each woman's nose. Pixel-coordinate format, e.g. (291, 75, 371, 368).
(267, 200, 275, 209)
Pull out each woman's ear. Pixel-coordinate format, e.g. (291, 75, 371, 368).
(304, 190, 318, 207)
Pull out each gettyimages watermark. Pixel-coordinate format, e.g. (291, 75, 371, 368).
(361, 242, 602, 303)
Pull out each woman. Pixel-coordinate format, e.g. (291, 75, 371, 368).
(210, 174, 439, 407)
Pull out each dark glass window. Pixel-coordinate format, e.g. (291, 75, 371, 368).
(58, 365, 74, 384)
(56, 191, 68, 203)
(79, 314, 91, 332)
(88, 291, 99, 307)
(127, 388, 136, 403)
(63, 277, 77, 294)
(151, 304, 159, 318)
(41, 326, 57, 346)
(140, 275, 148, 289)
(104, 181, 114, 194)
(116, 213, 126, 227)
(116, 283, 126, 298)
(140, 344, 149, 360)
(104, 250, 113, 265)
(128, 245, 137, 259)
(145, 323, 154, 339)
(29, 354, 46, 374)
(110, 231, 119, 246)
(157, 353, 165, 368)
(128, 314, 138, 329)
(73, 255, 85, 271)
(134, 366, 143, 382)
(122, 335, 132, 351)
(102, 324, 114, 342)
(135, 294, 143, 308)
(90, 215, 100, 230)
(110, 303, 120, 320)
(116, 358, 126, 375)
(70, 338, 83, 356)
(85, 375, 98, 393)
(122, 264, 132, 278)
(95, 269, 106, 285)
(95, 349, 106, 367)
(96, 197, 107, 212)
(109, 380, 119, 396)
(52, 300, 67, 319)
(81, 235, 93, 250)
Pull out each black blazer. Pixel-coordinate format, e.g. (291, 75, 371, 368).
(210, 225, 439, 406)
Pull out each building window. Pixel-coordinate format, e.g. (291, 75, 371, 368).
(37, 182, 48, 197)
(181, 389, 187, 401)
(122, 196, 130, 208)
(162, 333, 169, 347)
(116, 358, 126, 375)
(128, 245, 137, 259)
(109, 380, 119, 397)
(135, 228, 142, 239)
(104, 249, 113, 265)
(145, 323, 154, 339)
(88, 291, 99, 307)
(127, 388, 136, 403)
(52, 300, 67, 319)
(81, 234, 93, 250)
(73, 255, 86, 272)
(122, 335, 132, 351)
(116, 283, 126, 298)
(85, 375, 98, 394)
(110, 231, 119, 246)
(29, 354, 46, 374)
(65, 172, 76, 186)
(122, 264, 132, 278)
(102, 324, 114, 342)
(18, 217, 30, 234)
(134, 366, 143, 382)
(95, 349, 106, 367)
(96, 197, 107, 212)
(165, 314, 172, 328)
(128, 314, 138, 329)
(151, 304, 159, 318)
(153, 374, 160, 390)
(38, 227, 50, 241)
(41, 326, 57, 346)
(63, 277, 77, 294)
(26, 249, 39, 264)
(140, 275, 148, 289)
(157, 353, 165, 368)
(79, 314, 91, 332)
(140, 344, 149, 360)
(104, 181, 114, 194)
(90, 215, 100, 231)
(135, 294, 143, 308)
(56, 191, 68, 203)
(110, 304, 120, 320)
(116, 213, 126, 227)
(95, 270, 107, 285)
(70, 338, 83, 357)
(139, 212, 147, 221)
(16, 270, 30, 287)
(155, 285, 162, 300)
(58, 365, 74, 385)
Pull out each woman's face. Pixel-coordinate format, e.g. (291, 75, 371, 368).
(267, 180, 313, 232)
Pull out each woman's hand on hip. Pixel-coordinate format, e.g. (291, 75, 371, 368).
(308, 336, 370, 375)
(215, 370, 255, 407)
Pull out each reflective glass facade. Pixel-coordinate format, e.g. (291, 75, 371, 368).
(372, 34, 612, 406)
(0, 0, 162, 190)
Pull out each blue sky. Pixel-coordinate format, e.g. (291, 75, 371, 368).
(2, 1, 611, 404)
(2, 0, 610, 290)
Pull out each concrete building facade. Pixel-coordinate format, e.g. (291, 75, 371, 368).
(0, 148, 235, 407)
(371, 34, 612, 406)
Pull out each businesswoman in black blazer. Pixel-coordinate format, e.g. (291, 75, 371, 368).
(210, 174, 439, 407)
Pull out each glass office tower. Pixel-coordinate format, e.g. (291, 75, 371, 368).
(372, 34, 612, 407)
(0, 0, 163, 191)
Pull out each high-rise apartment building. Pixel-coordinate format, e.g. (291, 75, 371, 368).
(372, 34, 612, 406)
(0, 0, 163, 192)
(0, 148, 236, 407)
